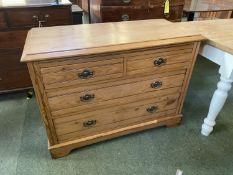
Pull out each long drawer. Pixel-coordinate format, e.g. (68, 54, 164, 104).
(47, 71, 185, 111)
(0, 68, 31, 92)
(6, 8, 40, 28)
(100, 5, 184, 22)
(5, 6, 72, 29)
(51, 86, 182, 117)
(0, 30, 28, 49)
(0, 48, 31, 92)
(101, 0, 184, 6)
(54, 92, 180, 142)
(0, 49, 28, 69)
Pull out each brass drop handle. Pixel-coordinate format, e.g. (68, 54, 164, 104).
(151, 81, 163, 89)
(122, 0, 131, 3)
(147, 106, 158, 113)
(44, 14, 50, 19)
(78, 69, 94, 79)
(32, 15, 39, 21)
(154, 58, 167, 67)
(43, 14, 50, 22)
(83, 120, 97, 127)
(121, 14, 130, 21)
(80, 94, 95, 102)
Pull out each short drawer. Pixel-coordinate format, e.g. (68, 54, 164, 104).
(6, 8, 40, 28)
(40, 7, 72, 26)
(101, 0, 148, 6)
(54, 93, 180, 142)
(47, 72, 185, 111)
(101, 7, 149, 22)
(100, 5, 183, 22)
(0, 11, 7, 30)
(150, 5, 184, 21)
(127, 43, 194, 76)
(40, 57, 124, 89)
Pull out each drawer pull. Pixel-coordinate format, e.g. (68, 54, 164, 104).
(32, 15, 39, 21)
(147, 106, 158, 113)
(78, 69, 94, 79)
(122, 0, 131, 3)
(121, 14, 129, 21)
(44, 14, 50, 19)
(83, 120, 97, 127)
(151, 81, 163, 89)
(80, 94, 95, 102)
(154, 58, 167, 67)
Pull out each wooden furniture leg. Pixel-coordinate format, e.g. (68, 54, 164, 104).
(199, 44, 233, 136)
(202, 74, 233, 136)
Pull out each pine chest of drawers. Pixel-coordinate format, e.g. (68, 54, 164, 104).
(21, 19, 205, 158)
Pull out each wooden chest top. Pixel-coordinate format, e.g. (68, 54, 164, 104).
(21, 19, 204, 62)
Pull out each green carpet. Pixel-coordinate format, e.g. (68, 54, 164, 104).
(0, 56, 232, 175)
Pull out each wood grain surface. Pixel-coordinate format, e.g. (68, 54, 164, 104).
(177, 19, 233, 55)
(21, 19, 204, 62)
(22, 19, 204, 158)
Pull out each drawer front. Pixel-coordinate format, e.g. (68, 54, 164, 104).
(51, 86, 182, 117)
(100, 6, 183, 22)
(0, 68, 31, 92)
(101, 0, 184, 6)
(0, 47, 32, 92)
(161, 5, 184, 21)
(101, 0, 148, 6)
(6, 7, 72, 28)
(54, 93, 180, 142)
(40, 7, 72, 26)
(101, 7, 150, 22)
(6, 8, 40, 28)
(48, 72, 185, 111)
(0, 30, 28, 49)
(40, 57, 124, 89)
(0, 49, 26, 70)
(127, 43, 194, 76)
(0, 11, 7, 30)
(147, 5, 184, 21)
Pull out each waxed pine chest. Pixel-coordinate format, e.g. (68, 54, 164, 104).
(21, 19, 204, 158)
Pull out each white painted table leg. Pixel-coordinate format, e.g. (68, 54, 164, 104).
(199, 44, 233, 136)
(201, 74, 233, 136)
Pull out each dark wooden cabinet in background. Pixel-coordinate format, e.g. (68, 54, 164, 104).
(83, 0, 185, 23)
(0, 1, 72, 93)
